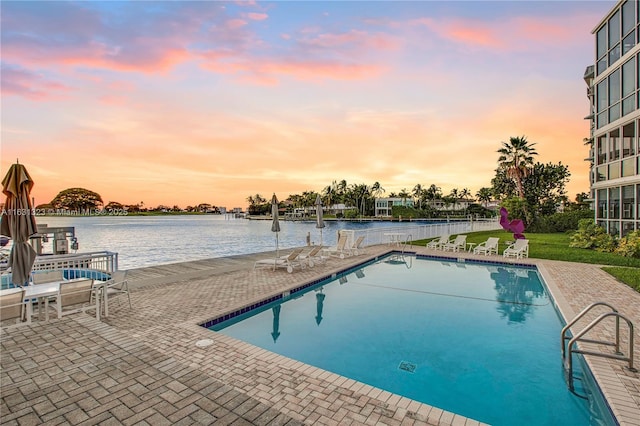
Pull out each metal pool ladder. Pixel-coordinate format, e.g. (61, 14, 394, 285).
(561, 302, 636, 391)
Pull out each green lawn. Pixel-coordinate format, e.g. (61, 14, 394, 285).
(414, 230, 640, 292)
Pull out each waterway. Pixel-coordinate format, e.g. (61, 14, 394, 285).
(32, 215, 435, 269)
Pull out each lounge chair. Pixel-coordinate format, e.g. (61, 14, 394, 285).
(503, 239, 529, 259)
(0, 288, 30, 327)
(48, 278, 100, 320)
(254, 248, 306, 273)
(300, 245, 326, 267)
(473, 237, 499, 256)
(426, 234, 449, 250)
(349, 236, 366, 256)
(442, 235, 467, 252)
(323, 235, 350, 259)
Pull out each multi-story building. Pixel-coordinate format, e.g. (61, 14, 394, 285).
(585, 0, 640, 236)
(374, 197, 414, 217)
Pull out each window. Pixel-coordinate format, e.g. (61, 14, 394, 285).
(623, 185, 635, 219)
(610, 162, 621, 179)
(598, 111, 609, 128)
(623, 94, 636, 115)
(622, 221, 635, 236)
(610, 220, 620, 236)
(597, 136, 607, 164)
(609, 10, 621, 48)
(610, 187, 621, 219)
(597, 26, 607, 60)
(610, 69, 621, 105)
(598, 189, 608, 218)
(597, 165, 607, 181)
(623, 158, 635, 177)
(622, 59, 635, 97)
(598, 190, 608, 218)
(610, 128, 621, 160)
(623, 1, 635, 34)
(637, 185, 640, 219)
(623, 31, 636, 55)
(623, 122, 635, 156)
(597, 80, 608, 111)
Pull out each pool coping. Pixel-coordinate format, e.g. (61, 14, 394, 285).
(195, 249, 639, 425)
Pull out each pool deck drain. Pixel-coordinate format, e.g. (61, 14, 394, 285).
(1, 244, 639, 425)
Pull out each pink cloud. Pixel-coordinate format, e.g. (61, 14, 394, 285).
(246, 12, 268, 21)
(0, 64, 71, 100)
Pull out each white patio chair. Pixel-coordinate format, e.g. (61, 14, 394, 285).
(300, 245, 326, 267)
(426, 234, 449, 250)
(323, 235, 350, 259)
(48, 278, 100, 320)
(473, 237, 500, 256)
(101, 270, 132, 317)
(442, 235, 467, 252)
(254, 248, 306, 273)
(32, 270, 64, 285)
(0, 288, 30, 327)
(503, 239, 529, 259)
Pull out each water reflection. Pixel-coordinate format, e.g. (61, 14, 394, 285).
(271, 306, 281, 342)
(315, 288, 326, 325)
(490, 267, 545, 324)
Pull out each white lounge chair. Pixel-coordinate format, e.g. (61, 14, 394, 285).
(349, 236, 366, 256)
(323, 235, 350, 259)
(503, 239, 529, 259)
(473, 237, 500, 256)
(426, 234, 449, 250)
(442, 235, 467, 252)
(300, 245, 326, 267)
(254, 248, 306, 273)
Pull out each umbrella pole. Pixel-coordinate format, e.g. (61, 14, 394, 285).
(275, 233, 279, 270)
(320, 228, 323, 246)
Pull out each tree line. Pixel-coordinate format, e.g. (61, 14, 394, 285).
(247, 136, 590, 226)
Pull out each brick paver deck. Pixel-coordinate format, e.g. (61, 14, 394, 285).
(2, 245, 639, 425)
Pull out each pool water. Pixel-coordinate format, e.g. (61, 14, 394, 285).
(210, 254, 615, 426)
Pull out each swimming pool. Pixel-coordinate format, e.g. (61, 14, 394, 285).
(208, 254, 615, 425)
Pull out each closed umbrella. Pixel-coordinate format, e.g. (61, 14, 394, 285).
(1, 162, 38, 286)
(271, 194, 280, 259)
(315, 194, 325, 246)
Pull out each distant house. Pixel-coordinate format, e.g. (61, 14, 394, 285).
(374, 198, 414, 217)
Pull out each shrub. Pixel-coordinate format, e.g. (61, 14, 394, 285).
(529, 210, 594, 233)
(615, 231, 640, 258)
(343, 209, 359, 219)
(569, 219, 616, 252)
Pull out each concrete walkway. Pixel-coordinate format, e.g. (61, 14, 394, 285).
(1, 245, 639, 425)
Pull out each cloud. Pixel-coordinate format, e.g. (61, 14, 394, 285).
(0, 63, 71, 100)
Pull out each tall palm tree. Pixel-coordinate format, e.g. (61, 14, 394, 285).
(497, 136, 538, 200)
(371, 181, 385, 198)
(412, 184, 423, 209)
(476, 187, 493, 208)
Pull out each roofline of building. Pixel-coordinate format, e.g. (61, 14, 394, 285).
(591, 0, 624, 34)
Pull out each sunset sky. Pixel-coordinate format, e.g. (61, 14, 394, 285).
(1, 0, 615, 209)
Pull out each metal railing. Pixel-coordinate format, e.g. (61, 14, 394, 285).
(561, 302, 636, 391)
(353, 218, 502, 247)
(31, 251, 118, 275)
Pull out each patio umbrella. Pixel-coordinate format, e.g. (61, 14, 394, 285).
(1, 162, 38, 286)
(271, 194, 281, 258)
(315, 194, 325, 246)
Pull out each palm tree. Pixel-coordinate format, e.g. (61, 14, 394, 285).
(497, 136, 538, 200)
(371, 181, 385, 198)
(476, 187, 493, 208)
(412, 184, 423, 209)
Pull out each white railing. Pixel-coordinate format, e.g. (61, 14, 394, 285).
(31, 251, 118, 274)
(354, 219, 502, 247)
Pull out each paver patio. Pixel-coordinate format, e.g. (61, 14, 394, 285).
(1, 245, 639, 425)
